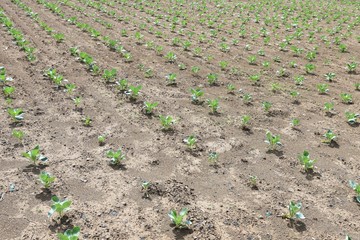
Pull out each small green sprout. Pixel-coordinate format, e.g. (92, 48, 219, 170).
(317, 84, 329, 94)
(3, 86, 15, 98)
(265, 131, 281, 150)
(298, 151, 316, 172)
(141, 181, 151, 198)
(64, 83, 76, 94)
(291, 118, 300, 128)
(349, 180, 360, 203)
(191, 66, 200, 75)
(355, 83, 360, 91)
(102, 68, 117, 83)
(190, 88, 204, 104)
(283, 201, 305, 219)
(48, 196, 72, 218)
(345, 112, 359, 125)
(294, 75, 304, 85)
(166, 73, 177, 85)
(82, 116, 92, 127)
(347, 62, 357, 73)
(53, 33, 65, 43)
(22, 145, 48, 165)
(143, 101, 158, 115)
(57, 226, 80, 240)
(116, 79, 129, 92)
(98, 135, 106, 146)
(207, 73, 218, 85)
(324, 102, 334, 113)
(340, 93, 353, 104)
(8, 108, 24, 121)
(305, 63, 316, 74)
(208, 151, 219, 164)
(73, 96, 81, 108)
(168, 208, 191, 229)
(249, 74, 261, 85)
(322, 130, 336, 144)
(324, 72, 336, 81)
(39, 171, 55, 188)
(227, 83, 236, 93)
(184, 135, 197, 149)
(159, 115, 176, 131)
(262, 101, 272, 112)
(12, 129, 24, 143)
(249, 175, 258, 189)
(207, 99, 219, 114)
(241, 115, 251, 129)
(126, 85, 142, 101)
(243, 93, 252, 104)
(106, 148, 125, 165)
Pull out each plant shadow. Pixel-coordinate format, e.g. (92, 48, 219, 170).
(109, 164, 127, 171)
(303, 170, 322, 181)
(35, 188, 53, 201)
(171, 227, 193, 240)
(22, 164, 47, 174)
(287, 219, 307, 232)
(266, 149, 284, 157)
(329, 141, 339, 148)
(48, 216, 73, 233)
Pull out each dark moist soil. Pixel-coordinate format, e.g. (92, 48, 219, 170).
(0, 0, 359, 239)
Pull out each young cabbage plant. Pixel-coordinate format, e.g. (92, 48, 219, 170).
(159, 115, 176, 131)
(8, 108, 24, 121)
(98, 135, 106, 146)
(249, 175, 258, 189)
(291, 118, 300, 128)
(73, 96, 81, 108)
(141, 181, 151, 198)
(48, 195, 72, 218)
(57, 226, 80, 240)
(183, 135, 197, 149)
(22, 145, 48, 165)
(166, 73, 177, 85)
(106, 148, 125, 165)
(3, 86, 15, 98)
(168, 208, 191, 229)
(298, 151, 316, 172)
(39, 171, 55, 189)
(12, 129, 24, 143)
(283, 201, 305, 220)
(243, 93, 252, 104)
(227, 83, 236, 94)
(355, 83, 360, 91)
(116, 79, 129, 92)
(347, 62, 357, 73)
(348, 180, 360, 203)
(322, 130, 336, 144)
(64, 83, 76, 94)
(262, 101, 272, 112)
(207, 73, 218, 85)
(208, 151, 219, 164)
(317, 84, 329, 94)
(207, 99, 219, 114)
(241, 115, 251, 129)
(345, 112, 359, 125)
(126, 85, 142, 101)
(265, 131, 281, 150)
(82, 116, 92, 127)
(190, 88, 204, 104)
(143, 101, 158, 115)
(340, 93, 353, 104)
(102, 68, 117, 83)
(324, 72, 335, 81)
(324, 102, 334, 113)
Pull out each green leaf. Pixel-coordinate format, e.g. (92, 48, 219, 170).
(295, 212, 305, 219)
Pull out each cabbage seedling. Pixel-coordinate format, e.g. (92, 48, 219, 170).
(82, 116, 92, 127)
(340, 93, 353, 104)
(166, 73, 177, 85)
(106, 148, 125, 165)
(243, 93, 252, 104)
(249, 175, 258, 188)
(168, 208, 191, 229)
(141, 181, 151, 198)
(305, 63, 316, 74)
(355, 83, 360, 91)
(348, 180, 360, 203)
(208, 151, 219, 164)
(298, 151, 316, 172)
(324, 72, 335, 81)
(262, 101, 272, 112)
(102, 68, 117, 83)
(265, 131, 281, 150)
(53, 33, 65, 43)
(64, 83, 76, 94)
(48, 195, 71, 218)
(283, 201, 305, 219)
(8, 108, 24, 121)
(291, 118, 300, 128)
(207, 73, 218, 85)
(143, 101, 158, 115)
(3, 86, 15, 98)
(227, 83, 236, 93)
(190, 88, 204, 104)
(322, 130, 336, 144)
(207, 99, 219, 114)
(324, 102, 334, 113)
(184, 135, 197, 149)
(12, 129, 24, 142)
(73, 97, 81, 108)
(126, 85, 142, 101)
(347, 62, 357, 73)
(159, 115, 176, 130)
(57, 226, 80, 240)
(241, 115, 251, 129)
(116, 79, 128, 92)
(345, 112, 359, 125)
(22, 145, 48, 165)
(39, 171, 55, 188)
(98, 135, 106, 146)
(317, 84, 329, 94)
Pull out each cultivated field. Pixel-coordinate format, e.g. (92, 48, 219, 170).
(0, 0, 359, 239)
